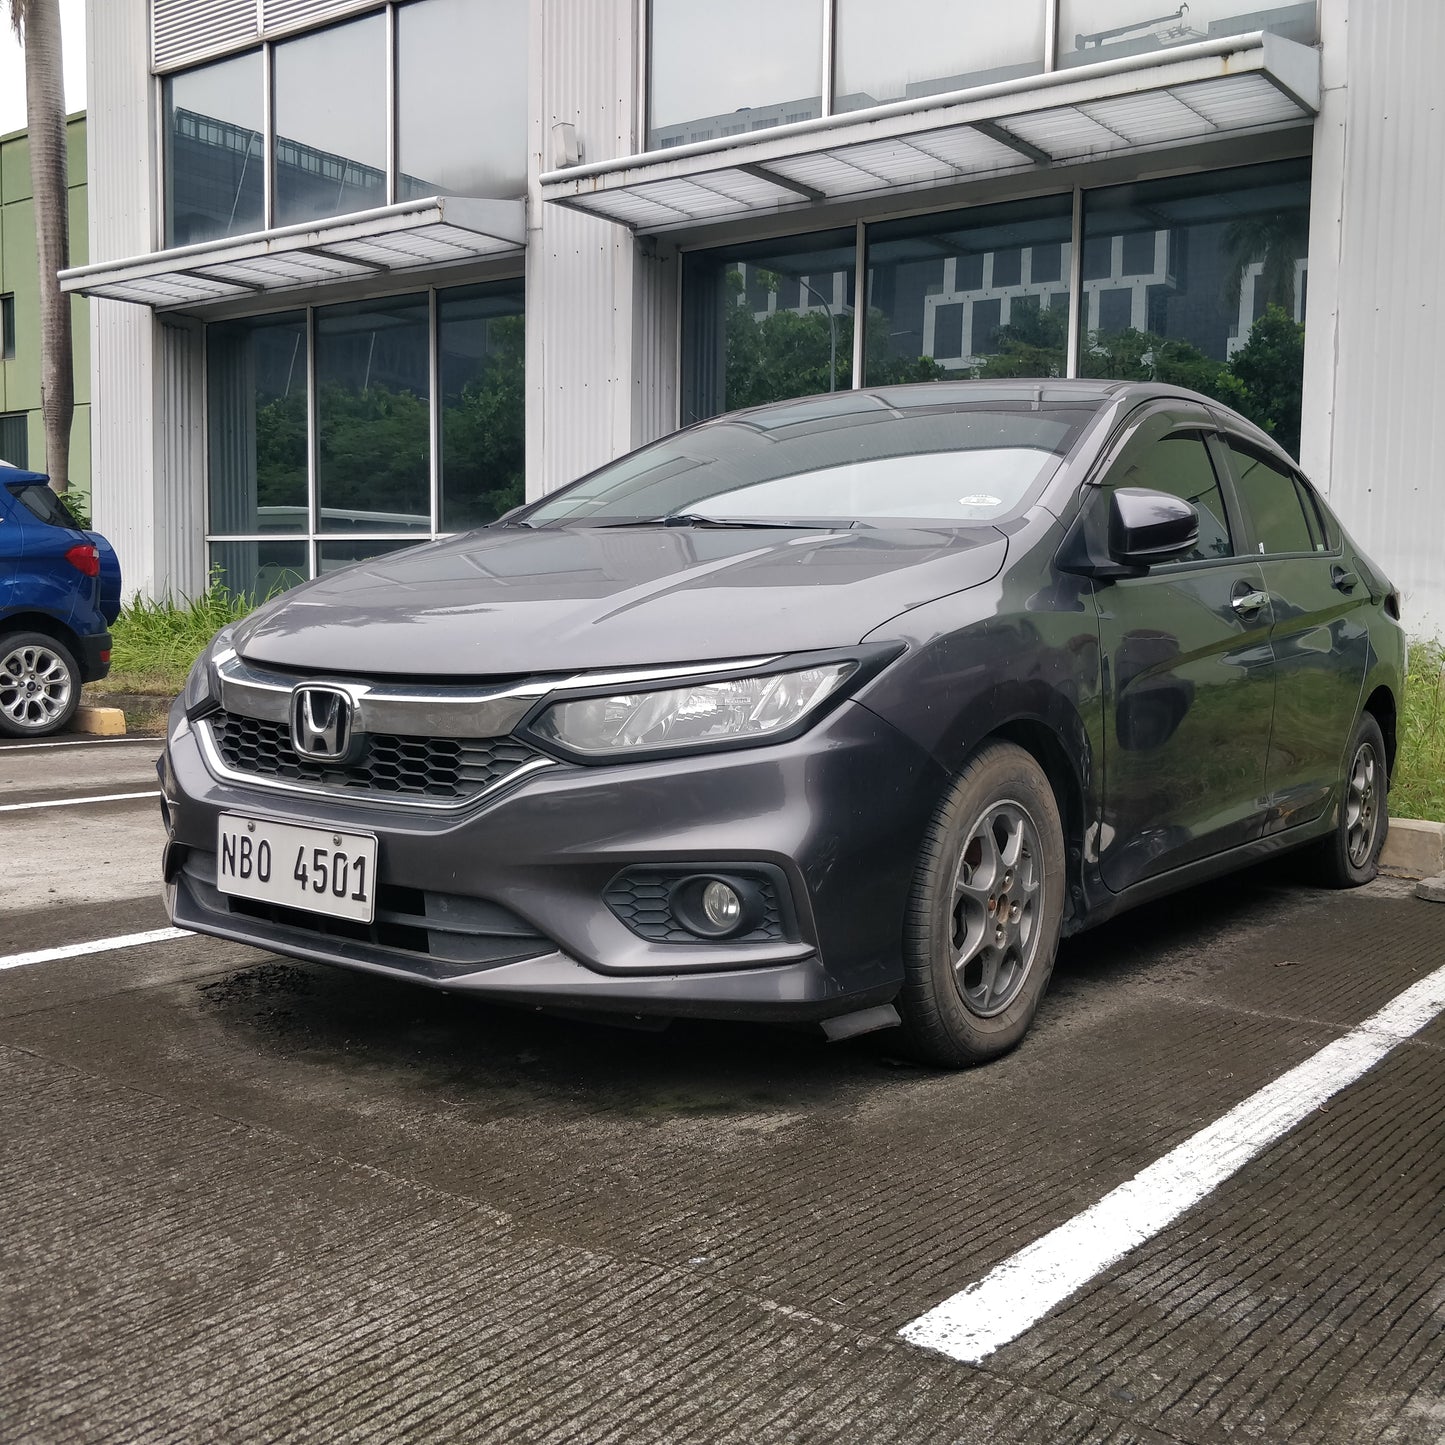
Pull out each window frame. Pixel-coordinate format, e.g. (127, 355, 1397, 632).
(1211, 432, 1338, 561)
(0, 293, 15, 360)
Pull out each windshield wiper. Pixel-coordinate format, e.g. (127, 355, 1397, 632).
(595, 513, 849, 530)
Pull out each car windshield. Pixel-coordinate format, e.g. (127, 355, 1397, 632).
(9, 482, 80, 530)
(524, 396, 1094, 527)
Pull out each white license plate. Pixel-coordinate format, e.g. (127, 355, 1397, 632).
(216, 814, 379, 924)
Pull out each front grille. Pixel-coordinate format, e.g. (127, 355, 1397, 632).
(207, 710, 542, 803)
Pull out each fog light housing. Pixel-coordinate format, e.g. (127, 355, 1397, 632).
(669, 874, 765, 939)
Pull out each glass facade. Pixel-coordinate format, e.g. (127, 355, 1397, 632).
(683, 160, 1310, 457)
(1058, 1, 1317, 68)
(206, 280, 525, 597)
(274, 15, 388, 227)
(648, 0, 825, 150)
(163, 50, 265, 246)
(681, 230, 857, 426)
(397, 0, 528, 199)
(835, 0, 1044, 113)
(865, 194, 1075, 384)
(648, 1, 1316, 149)
(161, 0, 528, 247)
(1080, 159, 1310, 453)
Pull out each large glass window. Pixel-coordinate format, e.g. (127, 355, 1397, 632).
(1058, 1, 1317, 68)
(1080, 159, 1310, 454)
(274, 15, 388, 227)
(207, 312, 309, 537)
(206, 280, 525, 596)
(681, 231, 857, 425)
(865, 194, 1074, 385)
(648, 0, 825, 151)
(397, 0, 527, 199)
(835, 0, 1044, 113)
(163, 50, 265, 246)
(162, 2, 528, 246)
(438, 281, 527, 530)
(316, 295, 431, 533)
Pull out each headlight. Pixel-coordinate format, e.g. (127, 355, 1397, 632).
(182, 625, 237, 719)
(530, 662, 857, 758)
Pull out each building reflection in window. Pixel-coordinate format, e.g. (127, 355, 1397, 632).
(1058, 1, 1316, 67)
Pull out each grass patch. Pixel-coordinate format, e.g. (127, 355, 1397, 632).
(91, 576, 257, 698)
(1392, 639, 1445, 824)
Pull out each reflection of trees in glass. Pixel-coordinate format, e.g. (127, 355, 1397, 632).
(970, 303, 1069, 379)
(319, 384, 430, 519)
(254, 393, 307, 509)
(724, 269, 944, 409)
(442, 313, 526, 528)
(1223, 212, 1309, 315)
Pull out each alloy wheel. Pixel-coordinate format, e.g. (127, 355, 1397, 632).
(1345, 740, 1381, 869)
(950, 800, 1044, 1017)
(0, 642, 74, 732)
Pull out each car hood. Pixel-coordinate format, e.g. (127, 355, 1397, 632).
(234, 524, 1008, 677)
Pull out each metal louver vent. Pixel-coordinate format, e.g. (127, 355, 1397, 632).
(151, 0, 260, 71)
(261, 0, 379, 37)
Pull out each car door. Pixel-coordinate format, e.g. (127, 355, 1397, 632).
(1087, 408, 1276, 893)
(1213, 435, 1370, 834)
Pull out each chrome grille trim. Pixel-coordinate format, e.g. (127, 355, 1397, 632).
(194, 715, 556, 813)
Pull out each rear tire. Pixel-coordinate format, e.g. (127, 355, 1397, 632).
(897, 742, 1066, 1068)
(1308, 713, 1388, 888)
(0, 630, 82, 738)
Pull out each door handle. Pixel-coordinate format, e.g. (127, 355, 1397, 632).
(1231, 588, 1269, 616)
(1331, 565, 1359, 593)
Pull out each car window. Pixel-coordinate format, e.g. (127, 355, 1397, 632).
(1102, 430, 1234, 562)
(9, 482, 79, 530)
(1225, 442, 1322, 556)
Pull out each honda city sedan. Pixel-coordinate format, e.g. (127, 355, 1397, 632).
(159, 381, 1404, 1065)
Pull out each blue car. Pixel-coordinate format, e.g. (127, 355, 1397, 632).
(0, 462, 121, 737)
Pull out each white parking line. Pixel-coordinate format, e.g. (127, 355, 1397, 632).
(0, 927, 190, 972)
(0, 737, 159, 751)
(899, 961, 1445, 1365)
(0, 790, 161, 814)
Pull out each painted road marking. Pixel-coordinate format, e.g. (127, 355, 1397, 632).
(0, 927, 191, 972)
(0, 737, 159, 751)
(0, 790, 161, 814)
(900, 961, 1445, 1364)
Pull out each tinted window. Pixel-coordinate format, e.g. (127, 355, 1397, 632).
(1227, 442, 1319, 555)
(12, 483, 79, 529)
(527, 400, 1092, 526)
(1105, 431, 1234, 562)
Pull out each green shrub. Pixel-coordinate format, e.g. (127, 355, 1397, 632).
(1393, 640, 1445, 824)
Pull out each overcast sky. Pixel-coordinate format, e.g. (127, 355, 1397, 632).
(0, 0, 87, 137)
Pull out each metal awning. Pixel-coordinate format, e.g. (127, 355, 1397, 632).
(59, 196, 526, 309)
(541, 32, 1318, 232)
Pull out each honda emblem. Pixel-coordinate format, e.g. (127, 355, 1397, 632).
(290, 686, 356, 763)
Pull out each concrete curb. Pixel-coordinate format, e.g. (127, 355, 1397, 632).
(1381, 818, 1445, 880)
(71, 706, 127, 737)
(1416, 875, 1445, 903)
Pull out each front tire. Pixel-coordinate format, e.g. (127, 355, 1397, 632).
(0, 631, 82, 738)
(898, 742, 1066, 1068)
(1308, 713, 1389, 888)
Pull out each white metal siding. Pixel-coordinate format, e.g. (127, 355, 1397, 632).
(151, 0, 260, 71)
(527, 0, 654, 496)
(1324, 0, 1445, 636)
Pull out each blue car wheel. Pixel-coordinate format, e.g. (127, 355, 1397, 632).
(0, 630, 82, 737)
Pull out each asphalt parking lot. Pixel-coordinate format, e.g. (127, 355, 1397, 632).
(2, 737, 1443, 1444)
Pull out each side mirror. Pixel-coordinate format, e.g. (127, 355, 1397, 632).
(1109, 488, 1198, 566)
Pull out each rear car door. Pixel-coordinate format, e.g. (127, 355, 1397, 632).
(1088, 408, 1275, 893)
(1213, 435, 1370, 834)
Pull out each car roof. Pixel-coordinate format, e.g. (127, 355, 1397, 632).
(720, 379, 1293, 469)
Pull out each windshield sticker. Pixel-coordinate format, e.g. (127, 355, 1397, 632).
(958, 495, 1002, 509)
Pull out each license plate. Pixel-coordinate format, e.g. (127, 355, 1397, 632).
(216, 814, 378, 924)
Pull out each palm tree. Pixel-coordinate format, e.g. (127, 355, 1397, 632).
(9, 0, 73, 493)
(1223, 211, 1310, 321)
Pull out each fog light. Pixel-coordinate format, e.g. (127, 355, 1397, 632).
(702, 880, 742, 930)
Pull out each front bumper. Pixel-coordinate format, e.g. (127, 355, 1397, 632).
(160, 698, 947, 1021)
